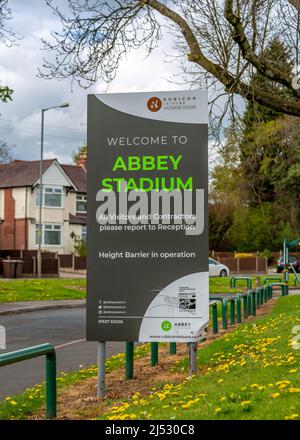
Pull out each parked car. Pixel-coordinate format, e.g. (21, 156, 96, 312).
(209, 258, 230, 277)
(277, 255, 300, 273)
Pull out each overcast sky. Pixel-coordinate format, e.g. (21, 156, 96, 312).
(0, 0, 184, 164)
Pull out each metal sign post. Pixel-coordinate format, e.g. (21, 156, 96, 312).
(188, 341, 198, 376)
(97, 341, 106, 398)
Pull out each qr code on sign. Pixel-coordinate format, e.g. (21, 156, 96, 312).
(178, 293, 196, 311)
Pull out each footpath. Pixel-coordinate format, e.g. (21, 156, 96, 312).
(0, 299, 86, 315)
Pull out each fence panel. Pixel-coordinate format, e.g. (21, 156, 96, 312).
(42, 252, 56, 260)
(74, 256, 86, 270)
(218, 257, 238, 272)
(21, 258, 34, 275)
(0, 250, 21, 259)
(239, 257, 256, 272)
(42, 259, 59, 276)
(22, 250, 37, 259)
(58, 254, 73, 268)
(258, 257, 267, 272)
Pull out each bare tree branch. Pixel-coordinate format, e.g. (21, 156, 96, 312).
(288, 0, 300, 12)
(224, 0, 299, 98)
(0, 0, 21, 102)
(40, 0, 300, 119)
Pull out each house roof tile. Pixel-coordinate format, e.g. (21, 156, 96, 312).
(0, 159, 87, 192)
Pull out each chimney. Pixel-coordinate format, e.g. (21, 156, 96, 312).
(76, 151, 87, 170)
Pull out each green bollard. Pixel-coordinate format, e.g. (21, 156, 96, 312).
(256, 288, 261, 307)
(125, 342, 134, 379)
(269, 284, 273, 299)
(170, 343, 177, 355)
(236, 294, 242, 323)
(247, 291, 252, 316)
(230, 299, 235, 325)
(251, 290, 257, 316)
(151, 342, 158, 366)
(45, 351, 57, 419)
(243, 295, 248, 319)
(212, 303, 218, 334)
(222, 299, 228, 330)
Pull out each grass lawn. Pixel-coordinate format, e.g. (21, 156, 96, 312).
(99, 295, 300, 420)
(0, 279, 86, 302)
(0, 274, 297, 302)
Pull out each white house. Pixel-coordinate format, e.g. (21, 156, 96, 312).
(0, 157, 87, 253)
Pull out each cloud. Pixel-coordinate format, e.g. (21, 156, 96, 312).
(0, 0, 183, 164)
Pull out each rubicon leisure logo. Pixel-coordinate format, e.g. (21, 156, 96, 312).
(147, 97, 162, 112)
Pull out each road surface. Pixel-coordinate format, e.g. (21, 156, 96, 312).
(0, 308, 125, 400)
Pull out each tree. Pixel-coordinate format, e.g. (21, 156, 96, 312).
(0, 0, 18, 102)
(236, 39, 294, 205)
(41, 0, 300, 120)
(209, 39, 300, 251)
(72, 144, 87, 165)
(0, 141, 13, 163)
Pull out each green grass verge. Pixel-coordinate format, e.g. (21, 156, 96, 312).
(0, 279, 86, 302)
(0, 275, 297, 302)
(209, 274, 298, 294)
(99, 295, 300, 420)
(0, 344, 151, 420)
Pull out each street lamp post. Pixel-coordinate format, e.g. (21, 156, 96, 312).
(37, 103, 69, 279)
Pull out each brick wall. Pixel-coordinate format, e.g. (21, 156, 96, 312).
(0, 189, 15, 249)
(15, 219, 27, 249)
(0, 189, 27, 250)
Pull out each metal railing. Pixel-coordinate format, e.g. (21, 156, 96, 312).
(0, 343, 56, 419)
(230, 276, 252, 290)
(125, 282, 277, 379)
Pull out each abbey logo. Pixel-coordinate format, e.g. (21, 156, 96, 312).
(161, 320, 172, 332)
(147, 97, 162, 112)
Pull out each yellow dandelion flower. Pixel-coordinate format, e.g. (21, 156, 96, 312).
(241, 400, 251, 406)
(285, 414, 299, 420)
(270, 393, 280, 399)
(215, 407, 222, 414)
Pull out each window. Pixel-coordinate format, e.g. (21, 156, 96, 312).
(76, 194, 87, 213)
(35, 224, 62, 246)
(82, 225, 87, 242)
(35, 186, 63, 208)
